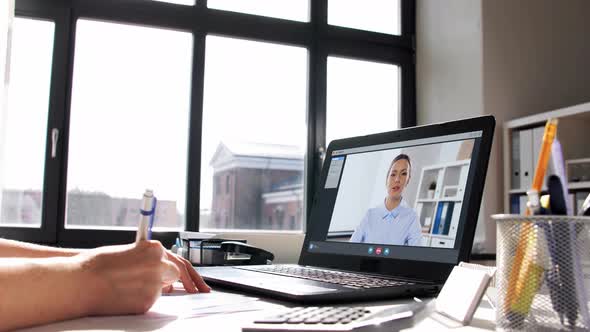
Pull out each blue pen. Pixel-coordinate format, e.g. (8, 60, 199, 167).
(547, 176, 577, 327)
(148, 196, 157, 240)
(136, 189, 155, 242)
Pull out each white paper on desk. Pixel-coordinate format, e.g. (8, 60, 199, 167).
(151, 290, 262, 319)
(18, 290, 267, 332)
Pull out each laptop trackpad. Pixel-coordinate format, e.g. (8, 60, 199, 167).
(215, 271, 339, 294)
(256, 279, 339, 294)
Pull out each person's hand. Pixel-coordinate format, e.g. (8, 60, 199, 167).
(161, 251, 211, 294)
(77, 241, 179, 316)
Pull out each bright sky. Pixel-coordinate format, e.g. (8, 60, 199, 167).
(200, 36, 308, 210)
(0, 1, 400, 225)
(2, 18, 54, 194)
(68, 20, 193, 211)
(326, 57, 400, 144)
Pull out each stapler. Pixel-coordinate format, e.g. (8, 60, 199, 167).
(219, 241, 275, 265)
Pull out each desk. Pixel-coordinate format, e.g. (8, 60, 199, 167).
(17, 286, 496, 332)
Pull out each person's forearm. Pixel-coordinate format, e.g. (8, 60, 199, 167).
(0, 238, 81, 258)
(0, 257, 91, 331)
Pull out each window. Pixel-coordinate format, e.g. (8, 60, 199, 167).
(208, 0, 309, 22)
(326, 57, 400, 145)
(151, 0, 195, 5)
(7, 0, 415, 248)
(66, 19, 192, 230)
(328, 0, 401, 35)
(0, 18, 54, 227)
(200, 36, 307, 231)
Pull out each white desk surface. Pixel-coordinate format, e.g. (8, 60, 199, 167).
(17, 286, 496, 332)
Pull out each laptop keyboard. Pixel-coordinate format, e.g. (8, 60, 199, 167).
(236, 265, 414, 289)
(254, 306, 371, 324)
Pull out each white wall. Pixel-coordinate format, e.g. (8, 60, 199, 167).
(416, 0, 489, 252)
(417, 0, 590, 253)
(482, 0, 590, 119)
(416, 0, 484, 125)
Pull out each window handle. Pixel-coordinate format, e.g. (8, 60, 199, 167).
(51, 128, 59, 158)
(317, 146, 326, 165)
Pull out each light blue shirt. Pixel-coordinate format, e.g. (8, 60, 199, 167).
(349, 199, 422, 246)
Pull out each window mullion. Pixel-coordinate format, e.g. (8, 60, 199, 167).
(185, 29, 206, 232)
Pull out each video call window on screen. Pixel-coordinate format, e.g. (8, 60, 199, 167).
(326, 138, 475, 249)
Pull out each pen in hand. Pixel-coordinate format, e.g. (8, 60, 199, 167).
(136, 189, 155, 242)
(135, 190, 178, 285)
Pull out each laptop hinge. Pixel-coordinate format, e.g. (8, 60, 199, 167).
(302, 265, 437, 285)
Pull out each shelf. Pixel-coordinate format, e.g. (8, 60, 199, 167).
(416, 160, 469, 243)
(508, 189, 527, 194)
(430, 234, 454, 240)
(508, 182, 590, 195)
(418, 197, 463, 203)
(504, 102, 590, 129)
(421, 234, 455, 240)
(416, 198, 437, 203)
(438, 197, 462, 202)
(503, 102, 590, 213)
(569, 182, 590, 190)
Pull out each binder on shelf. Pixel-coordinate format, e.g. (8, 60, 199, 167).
(511, 130, 520, 189)
(448, 202, 462, 238)
(442, 202, 455, 235)
(432, 202, 444, 235)
(576, 191, 590, 215)
(436, 202, 449, 234)
(433, 202, 454, 236)
(519, 128, 534, 190)
(510, 195, 520, 214)
(569, 193, 576, 214)
(518, 194, 528, 215)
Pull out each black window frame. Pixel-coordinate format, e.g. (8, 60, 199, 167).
(2, 0, 416, 249)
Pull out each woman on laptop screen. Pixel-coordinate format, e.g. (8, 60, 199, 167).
(349, 154, 422, 246)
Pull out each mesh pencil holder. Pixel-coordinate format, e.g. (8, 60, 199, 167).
(493, 214, 590, 331)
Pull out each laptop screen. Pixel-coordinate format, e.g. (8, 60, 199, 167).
(302, 117, 493, 271)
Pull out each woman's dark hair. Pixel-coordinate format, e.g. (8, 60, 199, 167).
(386, 154, 412, 183)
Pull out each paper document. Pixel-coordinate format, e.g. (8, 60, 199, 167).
(18, 286, 272, 332)
(152, 288, 263, 319)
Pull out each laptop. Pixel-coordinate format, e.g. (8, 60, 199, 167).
(197, 115, 495, 303)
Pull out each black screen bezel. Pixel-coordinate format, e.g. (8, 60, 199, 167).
(299, 115, 495, 283)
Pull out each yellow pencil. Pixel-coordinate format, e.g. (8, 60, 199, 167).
(504, 119, 558, 321)
(531, 119, 558, 194)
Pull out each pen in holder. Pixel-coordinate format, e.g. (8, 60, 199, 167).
(494, 214, 590, 331)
